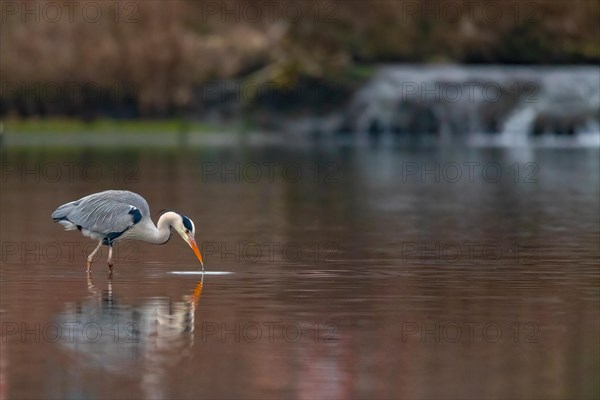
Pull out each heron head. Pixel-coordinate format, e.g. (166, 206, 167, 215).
(173, 214, 204, 269)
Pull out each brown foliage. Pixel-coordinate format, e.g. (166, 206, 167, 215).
(1, 0, 598, 115)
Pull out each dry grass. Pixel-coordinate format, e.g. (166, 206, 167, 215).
(1, 0, 598, 116)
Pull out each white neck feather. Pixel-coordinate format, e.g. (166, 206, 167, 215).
(144, 211, 180, 245)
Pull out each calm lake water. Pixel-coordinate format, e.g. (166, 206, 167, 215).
(1, 144, 599, 399)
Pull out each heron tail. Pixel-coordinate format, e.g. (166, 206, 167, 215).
(51, 201, 79, 230)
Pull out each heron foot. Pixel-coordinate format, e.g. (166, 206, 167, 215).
(108, 262, 114, 275)
(86, 260, 93, 273)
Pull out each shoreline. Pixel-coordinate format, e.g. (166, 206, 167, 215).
(2, 131, 599, 149)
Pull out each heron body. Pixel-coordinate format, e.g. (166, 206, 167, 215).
(52, 190, 204, 273)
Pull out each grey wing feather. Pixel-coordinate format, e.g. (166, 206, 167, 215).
(52, 190, 149, 235)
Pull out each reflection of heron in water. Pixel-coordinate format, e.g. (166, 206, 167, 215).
(56, 276, 204, 398)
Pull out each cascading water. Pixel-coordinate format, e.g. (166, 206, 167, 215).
(330, 65, 600, 146)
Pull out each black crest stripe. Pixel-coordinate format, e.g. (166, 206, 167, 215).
(182, 215, 193, 231)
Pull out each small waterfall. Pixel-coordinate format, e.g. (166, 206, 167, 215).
(499, 107, 537, 146)
(330, 65, 600, 146)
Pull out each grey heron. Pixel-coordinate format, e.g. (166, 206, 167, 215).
(51, 190, 204, 273)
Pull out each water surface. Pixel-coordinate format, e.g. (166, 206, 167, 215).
(1, 145, 598, 399)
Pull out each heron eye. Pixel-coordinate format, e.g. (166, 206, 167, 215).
(185, 229, 189, 234)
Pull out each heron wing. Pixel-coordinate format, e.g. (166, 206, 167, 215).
(52, 191, 146, 236)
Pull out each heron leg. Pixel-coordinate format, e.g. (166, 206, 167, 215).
(87, 241, 103, 272)
(107, 245, 114, 274)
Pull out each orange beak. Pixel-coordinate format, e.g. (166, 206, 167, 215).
(187, 235, 204, 270)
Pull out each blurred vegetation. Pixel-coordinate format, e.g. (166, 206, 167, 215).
(1, 0, 598, 118)
(2, 118, 222, 134)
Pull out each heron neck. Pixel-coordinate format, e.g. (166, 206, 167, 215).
(147, 212, 178, 244)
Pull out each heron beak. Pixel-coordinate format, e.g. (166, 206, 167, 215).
(186, 235, 204, 270)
